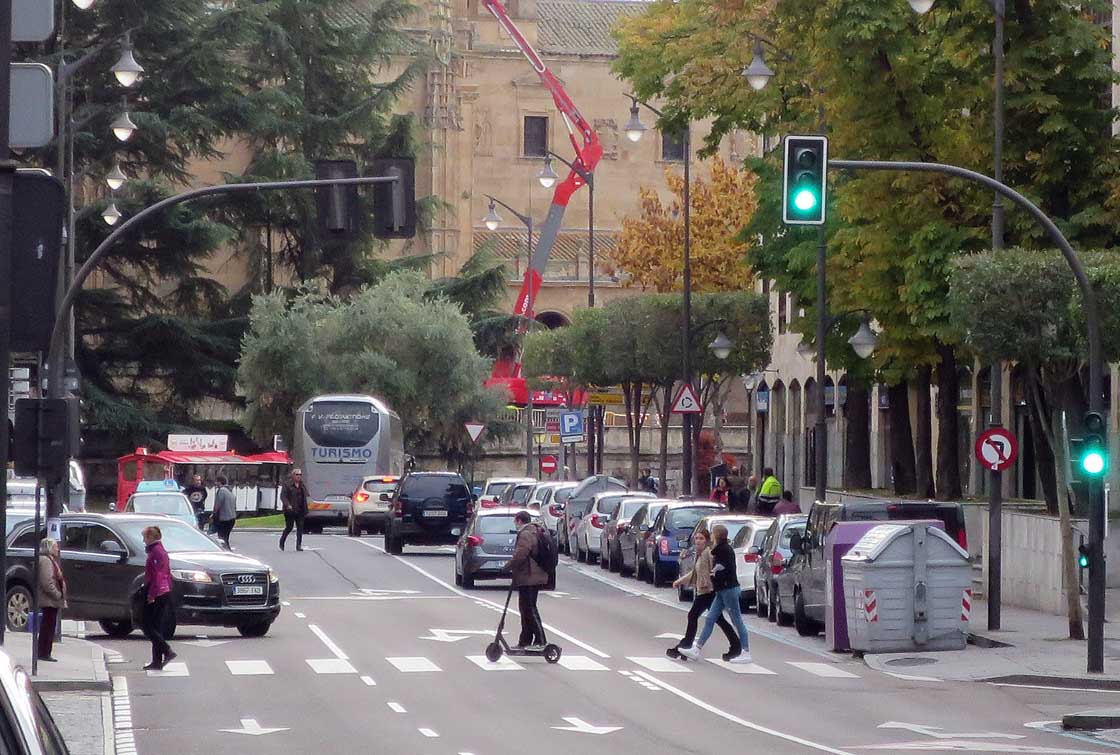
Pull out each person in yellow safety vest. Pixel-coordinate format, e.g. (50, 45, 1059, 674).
(756, 468, 782, 514)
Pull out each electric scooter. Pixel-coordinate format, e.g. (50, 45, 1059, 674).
(485, 585, 562, 664)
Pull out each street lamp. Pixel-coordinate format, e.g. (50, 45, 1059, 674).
(796, 339, 814, 359)
(742, 41, 775, 92)
(848, 320, 878, 359)
(624, 94, 696, 494)
(483, 200, 501, 231)
(112, 102, 137, 142)
(538, 149, 595, 307)
(105, 163, 127, 191)
(111, 34, 144, 88)
(537, 157, 559, 189)
(101, 199, 122, 226)
(71, 0, 95, 8)
(709, 331, 733, 360)
(907, 0, 936, 13)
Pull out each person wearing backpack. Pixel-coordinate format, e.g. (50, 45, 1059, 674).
(506, 510, 549, 649)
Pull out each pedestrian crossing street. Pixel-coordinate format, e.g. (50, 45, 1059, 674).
(145, 653, 867, 680)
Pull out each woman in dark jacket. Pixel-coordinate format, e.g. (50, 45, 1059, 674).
(678, 524, 752, 664)
(142, 526, 177, 671)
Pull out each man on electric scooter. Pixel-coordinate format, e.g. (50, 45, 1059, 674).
(507, 510, 549, 649)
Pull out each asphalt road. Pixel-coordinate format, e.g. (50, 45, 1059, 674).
(92, 530, 1120, 754)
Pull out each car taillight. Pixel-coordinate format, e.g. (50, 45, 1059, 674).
(956, 528, 968, 552)
(548, 504, 562, 518)
(591, 514, 603, 528)
(481, 498, 498, 508)
(354, 492, 369, 503)
(770, 551, 784, 575)
(659, 536, 670, 555)
(467, 535, 484, 547)
(743, 551, 759, 563)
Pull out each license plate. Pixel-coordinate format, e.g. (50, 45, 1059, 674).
(424, 510, 448, 518)
(233, 585, 264, 596)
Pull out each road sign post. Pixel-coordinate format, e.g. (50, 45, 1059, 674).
(0, 0, 14, 648)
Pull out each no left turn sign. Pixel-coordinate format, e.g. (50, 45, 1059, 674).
(974, 427, 1018, 472)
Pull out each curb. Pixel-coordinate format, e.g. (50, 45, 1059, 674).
(1062, 708, 1120, 730)
(984, 674, 1120, 691)
(31, 677, 112, 692)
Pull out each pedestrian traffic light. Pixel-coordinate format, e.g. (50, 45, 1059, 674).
(1080, 411, 1107, 477)
(782, 135, 828, 225)
(1079, 543, 1091, 569)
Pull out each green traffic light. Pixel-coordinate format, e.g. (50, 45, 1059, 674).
(794, 188, 818, 212)
(1079, 552, 1090, 568)
(1082, 449, 1106, 476)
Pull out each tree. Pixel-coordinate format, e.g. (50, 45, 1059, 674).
(606, 156, 758, 293)
(238, 271, 510, 462)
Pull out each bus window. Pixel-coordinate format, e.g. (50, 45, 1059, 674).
(305, 402, 380, 447)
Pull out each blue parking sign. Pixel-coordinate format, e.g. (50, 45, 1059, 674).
(560, 411, 584, 436)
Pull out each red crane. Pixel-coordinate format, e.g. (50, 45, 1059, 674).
(481, 0, 602, 406)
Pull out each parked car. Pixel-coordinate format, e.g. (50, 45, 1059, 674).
(640, 502, 723, 587)
(349, 475, 400, 536)
(787, 498, 967, 636)
(122, 491, 198, 529)
(559, 475, 627, 555)
(0, 648, 70, 753)
(384, 472, 473, 554)
(478, 477, 535, 509)
(575, 491, 653, 564)
(499, 481, 537, 508)
(730, 517, 775, 608)
(455, 507, 540, 589)
(676, 514, 763, 601)
(754, 514, 808, 625)
(5, 513, 281, 637)
(538, 482, 577, 538)
(601, 496, 659, 573)
(617, 499, 673, 577)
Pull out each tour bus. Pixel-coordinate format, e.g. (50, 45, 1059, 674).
(293, 394, 405, 532)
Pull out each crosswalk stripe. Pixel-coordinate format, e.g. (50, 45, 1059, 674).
(466, 655, 523, 671)
(706, 659, 777, 675)
(419, 728, 440, 738)
(225, 660, 274, 675)
(388, 702, 407, 713)
(360, 675, 377, 686)
(306, 658, 357, 674)
(626, 656, 691, 673)
(787, 662, 860, 678)
(557, 655, 610, 671)
(387, 656, 441, 673)
(146, 662, 188, 677)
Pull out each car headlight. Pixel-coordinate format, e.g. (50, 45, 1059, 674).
(170, 569, 213, 584)
(267, 567, 279, 584)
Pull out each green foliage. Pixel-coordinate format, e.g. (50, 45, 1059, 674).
(238, 272, 510, 461)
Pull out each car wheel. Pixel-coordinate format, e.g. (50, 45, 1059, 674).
(794, 591, 819, 637)
(587, 546, 599, 566)
(776, 590, 793, 627)
(652, 560, 668, 587)
(348, 517, 360, 537)
(386, 533, 403, 555)
(5, 584, 30, 633)
(755, 581, 768, 618)
(454, 564, 463, 586)
(576, 542, 586, 563)
(99, 619, 134, 638)
(619, 550, 633, 577)
(462, 571, 475, 589)
(237, 621, 272, 638)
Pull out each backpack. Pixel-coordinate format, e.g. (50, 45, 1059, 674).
(533, 526, 559, 573)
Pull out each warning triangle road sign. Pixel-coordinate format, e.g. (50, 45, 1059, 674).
(464, 422, 486, 442)
(671, 384, 702, 414)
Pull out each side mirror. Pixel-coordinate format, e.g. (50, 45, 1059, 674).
(789, 532, 804, 555)
(108, 502, 117, 512)
(747, 545, 763, 557)
(379, 492, 391, 502)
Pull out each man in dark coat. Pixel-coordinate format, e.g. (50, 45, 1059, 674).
(279, 469, 309, 551)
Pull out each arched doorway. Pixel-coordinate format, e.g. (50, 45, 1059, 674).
(789, 381, 802, 496)
(535, 311, 570, 329)
(772, 381, 787, 485)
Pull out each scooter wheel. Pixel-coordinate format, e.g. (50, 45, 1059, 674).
(485, 642, 503, 663)
(543, 644, 562, 664)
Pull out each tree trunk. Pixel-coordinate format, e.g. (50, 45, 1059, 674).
(657, 385, 671, 495)
(587, 405, 597, 475)
(934, 344, 963, 500)
(1025, 371, 1058, 513)
(888, 381, 918, 495)
(623, 381, 644, 486)
(844, 382, 872, 489)
(915, 366, 935, 498)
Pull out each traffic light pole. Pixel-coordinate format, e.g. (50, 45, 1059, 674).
(831, 157, 1105, 671)
(0, 0, 12, 648)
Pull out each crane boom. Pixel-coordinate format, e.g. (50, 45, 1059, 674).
(482, 0, 602, 406)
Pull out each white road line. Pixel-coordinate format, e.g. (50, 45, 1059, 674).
(787, 662, 860, 679)
(707, 658, 777, 675)
(306, 658, 357, 674)
(990, 682, 1120, 693)
(419, 728, 440, 738)
(388, 702, 407, 713)
(147, 662, 189, 677)
(360, 675, 377, 686)
(557, 655, 610, 671)
(631, 670, 855, 754)
(386, 656, 441, 673)
(294, 612, 306, 618)
(308, 623, 349, 659)
(225, 660, 274, 675)
(281, 600, 291, 606)
(349, 537, 610, 658)
(627, 656, 692, 673)
(466, 655, 523, 671)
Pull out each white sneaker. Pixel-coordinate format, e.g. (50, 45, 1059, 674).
(678, 644, 702, 660)
(728, 652, 753, 664)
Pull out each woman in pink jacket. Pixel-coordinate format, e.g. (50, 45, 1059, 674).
(142, 526, 176, 670)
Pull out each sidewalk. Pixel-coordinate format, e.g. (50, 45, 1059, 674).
(862, 588, 1120, 687)
(1, 621, 114, 755)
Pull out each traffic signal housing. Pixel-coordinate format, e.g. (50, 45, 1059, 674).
(783, 135, 828, 225)
(1079, 542, 1091, 569)
(1081, 411, 1107, 477)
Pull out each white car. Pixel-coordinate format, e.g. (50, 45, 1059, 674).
(123, 491, 199, 530)
(478, 477, 535, 509)
(731, 517, 776, 607)
(537, 482, 577, 536)
(575, 491, 654, 564)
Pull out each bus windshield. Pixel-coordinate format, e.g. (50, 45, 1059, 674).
(305, 402, 379, 447)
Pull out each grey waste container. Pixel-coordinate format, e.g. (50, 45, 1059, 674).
(842, 522, 972, 653)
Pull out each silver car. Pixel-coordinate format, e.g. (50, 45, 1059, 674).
(575, 491, 653, 564)
(455, 507, 538, 589)
(676, 514, 767, 602)
(123, 491, 199, 529)
(0, 648, 70, 753)
(537, 482, 576, 537)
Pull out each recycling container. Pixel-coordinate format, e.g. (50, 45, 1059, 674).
(843, 522, 972, 653)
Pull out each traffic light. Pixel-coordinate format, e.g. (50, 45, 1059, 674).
(782, 135, 828, 225)
(1081, 411, 1107, 477)
(12, 398, 80, 484)
(1079, 542, 1091, 569)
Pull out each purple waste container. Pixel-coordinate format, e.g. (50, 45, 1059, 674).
(824, 520, 944, 651)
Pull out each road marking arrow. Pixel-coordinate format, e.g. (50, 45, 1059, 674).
(219, 718, 289, 736)
(419, 629, 494, 643)
(551, 717, 622, 735)
(878, 722, 1024, 740)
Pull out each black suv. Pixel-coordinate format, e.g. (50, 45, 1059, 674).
(385, 472, 472, 554)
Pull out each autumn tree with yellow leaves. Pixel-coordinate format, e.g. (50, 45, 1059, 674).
(606, 156, 758, 293)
